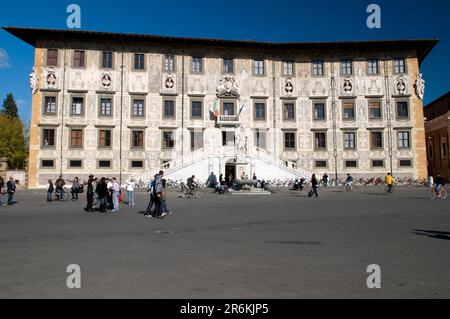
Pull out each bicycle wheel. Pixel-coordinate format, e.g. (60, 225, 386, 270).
(429, 190, 437, 200)
(345, 184, 352, 192)
(195, 188, 205, 199)
(440, 189, 448, 200)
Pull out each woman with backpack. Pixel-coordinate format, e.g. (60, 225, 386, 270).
(47, 179, 54, 202)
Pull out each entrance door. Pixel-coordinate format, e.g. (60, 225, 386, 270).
(225, 164, 236, 185)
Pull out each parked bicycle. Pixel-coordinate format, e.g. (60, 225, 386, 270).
(180, 183, 205, 199)
(429, 187, 448, 200)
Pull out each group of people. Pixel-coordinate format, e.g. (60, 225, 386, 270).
(84, 176, 122, 212)
(0, 176, 16, 207)
(47, 176, 84, 202)
(145, 170, 172, 218)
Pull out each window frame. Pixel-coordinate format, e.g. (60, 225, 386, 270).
(254, 101, 266, 121)
(342, 100, 356, 121)
(396, 100, 410, 120)
(42, 128, 56, 148)
(40, 159, 55, 169)
(282, 60, 295, 77)
(98, 129, 112, 148)
(97, 160, 112, 169)
(162, 131, 175, 149)
(98, 96, 113, 117)
(73, 50, 86, 68)
(70, 96, 85, 116)
(190, 99, 203, 119)
(312, 60, 325, 77)
(393, 58, 406, 74)
(397, 130, 411, 149)
(133, 53, 146, 71)
(46, 48, 59, 67)
(43, 95, 58, 115)
(313, 101, 327, 121)
(191, 56, 204, 74)
(131, 97, 146, 118)
(367, 59, 379, 75)
(368, 100, 382, 120)
(283, 102, 296, 121)
(253, 59, 265, 76)
(254, 129, 267, 150)
(340, 59, 353, 76)
(190, 130, 204, 151)
(68, 160, 83, 169)
(163, 99, 176, 119)
(222, 58, 234, 74)
(131, 130, 145, 149)
(164, 54, 176, 72)
(343, 131, 357, 150)
(314, 132, 327, 150)
(284, 131, 296, 150)
(370, 131, 384, 149)
(69, 128, 84, 149)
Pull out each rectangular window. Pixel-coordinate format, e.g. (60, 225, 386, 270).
(69, 160, 83, 168)
(442, 142, 448, 158)
(341, 60, 352, 75)
(191, 101, 202, 118)
(164, 55, 175, 72)
(342, 101, 355, 120)
(134, 54, 145, 70)
(255, 130, 267, 149)
(253, 59, 264, 75)
(131, 160, 144, 168)
(254, 103, 266, 120)
(47, 49, 58, 66)
(371, 131, 383, 149)
(283, 60, 294, 76)
(70, 129, 83, 148)
(369, 101, 382, 119)
(132, 99, 145, 117)
(345, 160, 358, 168)
(71, 97, 84, 115)
(313, 102, 326, 120)
(164, 100, 175, 118)
(99, 130, 112, 148)
(44, 96, 57, 114)
(163, 131, 175, 149)
(283, 103, 295, 120)
(42, 129, 55, 147)
(372, 160, 384, 167)
(396, 101, 409, 119)
(367, 59, 379, 75)
(284, 132, 296, 149)
(398, 131, 410, 149)
(312, 60, 324, 76)
(41, 160, 54, 168)
(315, 160, 327, 168)
(73, 50, 85, 68)
(102, 51, 113, 69)
(399, 159, 412, 167)
(132, 131, 144, 148)
(394, 58, 406, 74)
(223, 102, 235, 116)
(190, 130, 204, 151)
(99, 98, 112, 116)
(98, 160, 111, 168)
(315, 132, 327, 149)
(222, 131, 235, 146)
(223, 58, 233, 73)
(344, 132, 356, 149)
(192, 57, 203, 73)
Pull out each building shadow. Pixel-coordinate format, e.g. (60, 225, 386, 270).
(413, 229, 450, 241)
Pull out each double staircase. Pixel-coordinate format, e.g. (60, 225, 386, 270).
(127, 147, 313, 185)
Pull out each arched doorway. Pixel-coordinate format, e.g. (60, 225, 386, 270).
(225, 158, 236, 184)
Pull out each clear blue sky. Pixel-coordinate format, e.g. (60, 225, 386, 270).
(0, 0, 449, 123)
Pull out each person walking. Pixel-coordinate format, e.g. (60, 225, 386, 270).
(385, 172, 394, 193)
(106, 178, 113, 210)
(47, 179, 54, 202)
(145, 175, 157, 217)
(154, 171, 165, 218)
(84, 175, 95, 212)
(111, 177, 120, 213)
(6, 177, 16, 205)
(308, 174, 319, 198)
(125, 179, 136, 206)
(96, 177, 108, 213)
(253, 173, 258, 188)
(71, 177, 81, 201)
(322, 173, 329, 187)
(0, 176, 5, 207)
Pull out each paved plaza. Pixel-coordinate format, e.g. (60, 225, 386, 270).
(0, 186, 449, 298)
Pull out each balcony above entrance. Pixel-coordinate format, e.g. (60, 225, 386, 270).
(216, 115, 240, 127)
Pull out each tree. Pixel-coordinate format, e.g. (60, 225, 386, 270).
(1, 93, 19, 117)
(0, 114, 27, 169)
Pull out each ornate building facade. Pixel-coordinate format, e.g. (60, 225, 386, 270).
(4, 27, 438, 188)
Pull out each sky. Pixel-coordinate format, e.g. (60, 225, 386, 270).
(0, 0, 449, 123)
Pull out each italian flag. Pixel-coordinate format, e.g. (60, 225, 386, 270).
(210, 100, 219, 117)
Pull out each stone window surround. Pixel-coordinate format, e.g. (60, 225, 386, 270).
(189, 128, 204, 151)
(283, 101, 296, 121)
(45, 48, 59, 68)
(42, 93, 58, 116)
(340, 59, 353, 76)
(130, 160, 144, 169)
(281, 59, 295, 77)
(68, 159, 84, 169)
(253, 128, 268, 149)
(163, 98, 177, 119)
(132, 52, 147, 71)
(98, 128, 113, 149)
(40, 159, 55, 169)
(222, 57, 235, 75)
(312, 100, 327, 121)
(343, 131, 357, 150)
(342, 99, 356, 121)
(311, 59, 325, 77)
(370, 130, 384, 149)
(368, 99, 383, 120)
(70, 94, 86, 116)
(72, 49, 87, 69)
(395, 98, 410, 121)
(252, 58, 266, 77)
(315, 160, 328, 168)
(396, 129, 411, 150)
(98, 95, 114, 117)
(191, 56, 204, 74)
(253, 100, 267, 121)
(189, 98, 203, 119)
(97, 159, 112, 169)
(344, 160, 359, 169)
(130, 96, 146, 118)
(69, 127, 84, 149)
(393, 57, 407, 75)
(100, 51, 115, 70)
(283, 130, 297, 150)
(162, 130, 175, 149)
(41, 127, 57, 149)
(131, 130, 145, 149)
(371, 159, 385, 168)
(366, 58, 380, 76)
(313, 130, 328, 151)
(221, 99, 236, 116)
(163, 54, 177, 73)
(398, 159, 413, 168)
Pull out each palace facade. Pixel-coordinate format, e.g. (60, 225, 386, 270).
(4, 27, 438, 188)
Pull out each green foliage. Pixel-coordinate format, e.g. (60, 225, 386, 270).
(0, 114, 28, 169)
(1, 93, 19, 117)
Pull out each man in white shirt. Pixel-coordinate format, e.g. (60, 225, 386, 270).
(111, 177, 120, 212)
(125, 178, 136, 206)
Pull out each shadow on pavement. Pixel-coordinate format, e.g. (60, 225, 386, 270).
(413, 229, 450, 241)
